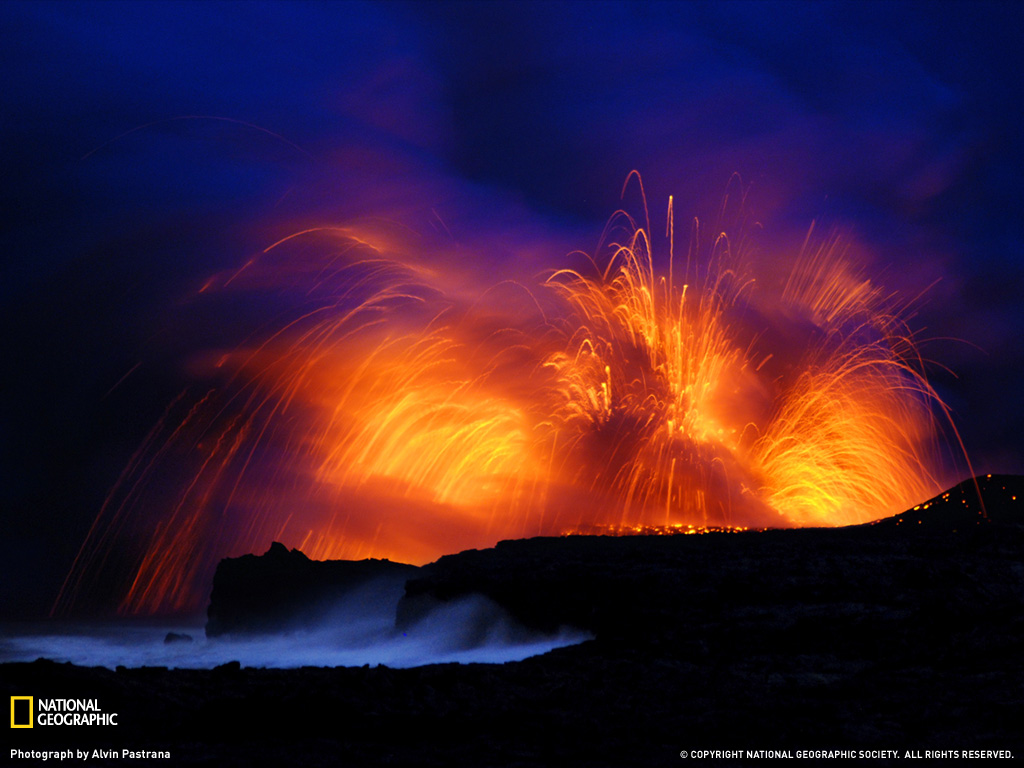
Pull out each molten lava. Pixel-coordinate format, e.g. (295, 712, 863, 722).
(55, 182, 957, 615)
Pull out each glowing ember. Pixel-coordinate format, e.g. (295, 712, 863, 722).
(55, 181, 961, 616)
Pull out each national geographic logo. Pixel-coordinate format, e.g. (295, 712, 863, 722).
(11, 697, 32, 728)
(10, 697, 118, 727)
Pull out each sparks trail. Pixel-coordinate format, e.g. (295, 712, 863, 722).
(55, 184, 958, 616)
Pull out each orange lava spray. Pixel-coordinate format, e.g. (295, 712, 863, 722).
(53, 183, 958, 616)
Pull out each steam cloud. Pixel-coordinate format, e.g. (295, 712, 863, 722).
(6, 581, 588, 669)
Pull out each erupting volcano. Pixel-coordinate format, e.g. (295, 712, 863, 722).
(54, 177, 962, 616)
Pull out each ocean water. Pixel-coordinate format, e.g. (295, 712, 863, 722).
(0, 592, 589, 669)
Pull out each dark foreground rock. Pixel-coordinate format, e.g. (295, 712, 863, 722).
(401, 475, 1024, 649)
(4, 475, 1022, 765)
(206, 542, 419, 636)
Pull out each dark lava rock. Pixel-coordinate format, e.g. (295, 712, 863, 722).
(864, 473, 1024, 531)
(205, 541, 419, 637)
(10, 477, 1017, 765)
(399, 474, 1024, 657)
(163, 632, 193, 644)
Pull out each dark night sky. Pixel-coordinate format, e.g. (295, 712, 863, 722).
(2, 0, 1022, 616)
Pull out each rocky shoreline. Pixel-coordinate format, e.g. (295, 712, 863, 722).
(4, 475, 1023, 765)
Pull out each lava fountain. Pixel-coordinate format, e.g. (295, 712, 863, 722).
(55, 178, 957, 616)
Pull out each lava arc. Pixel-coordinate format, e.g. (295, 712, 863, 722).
(54, 185, 958, 616)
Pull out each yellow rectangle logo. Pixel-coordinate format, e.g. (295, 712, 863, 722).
(11, 696, 33, 728)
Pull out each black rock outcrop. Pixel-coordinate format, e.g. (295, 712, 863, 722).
(205, 541, 419, 636)
(4, 476, 1022, 765)
(398, 474, 1024, 651)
